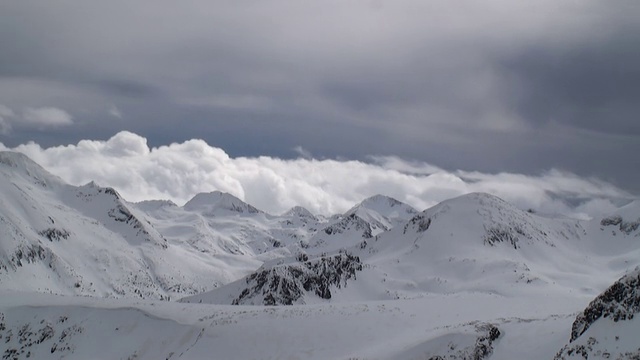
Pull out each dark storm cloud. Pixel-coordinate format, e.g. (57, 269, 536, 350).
(93, 79, 163, 99)
(502, 28, 640, 136)
(0, 0, 639, 195)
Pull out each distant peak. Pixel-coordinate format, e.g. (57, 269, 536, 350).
(137, 199, 178, 207)
(187, 191, 241, 202)
(0, 151, 64, 187)
(283, 206, 316, 219)
(416, 192, 521, 224)
(77, 182, 122, 199)
(83, 181, 100, 188)
(135, 199, 178, 212)
(442, 192, 509, 206)
(184, 191, 262, 214)
(360, 194, 404, 207)
(0, 150, 30, 164)
(0, 151, 43, 171)
(345, 194, 417, 218)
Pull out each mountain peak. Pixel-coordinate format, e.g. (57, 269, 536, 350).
(399, 191, 560, 251)
(344, 194, 418, 223)
(0, 150, 31, 166)
(428, 192, 513, 213)
(183, 191, 262, 215)
(135, 199, 178, 212)
(0, 151, 64, 188)
(361, 194, 404, 205)
(283, 206, 317, 219)
(347, 194, 416, 215)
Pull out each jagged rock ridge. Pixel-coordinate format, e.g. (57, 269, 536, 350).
(231, 252, 363, 305)
(570, 269, 640, 342)
(555, 268, 640, 359)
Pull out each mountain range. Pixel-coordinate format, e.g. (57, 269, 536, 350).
(0, 150, 639, 359)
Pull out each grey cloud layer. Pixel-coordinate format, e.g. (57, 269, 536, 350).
(0, 1, 638, 193)
(2, 131, 632, 220)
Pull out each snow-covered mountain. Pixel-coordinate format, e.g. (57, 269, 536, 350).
(282, 205, 318, 220)
(1, 150, 640, 359)
(183, 192, 640, 308)
(343, 194, 418, 234)
(0, 151, 258, 299)
(183, 191, 262, 215)
(300, 194, 418, 254)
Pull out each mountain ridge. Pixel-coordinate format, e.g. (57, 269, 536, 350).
(1, 150, 640, 359)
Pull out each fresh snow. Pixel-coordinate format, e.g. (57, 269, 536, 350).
(1, 150, 639, 359)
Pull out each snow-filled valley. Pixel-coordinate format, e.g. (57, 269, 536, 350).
(1, 150, 639, 359)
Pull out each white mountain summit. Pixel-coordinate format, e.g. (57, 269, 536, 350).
(183, 190, 262, 215)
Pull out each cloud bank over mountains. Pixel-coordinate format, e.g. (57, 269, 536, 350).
(1, 1, 639, 194)
(1, 131, 632, 219)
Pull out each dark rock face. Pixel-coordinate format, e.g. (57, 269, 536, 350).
(601, 216, 623, 227)
(427, 323, 501, 360)
(0, 312, 84, 360)
(601, 215, 640, 235)
(570, 270, 640, 342)
(403, 214, 431, 234)
(0, 244, 49, 272)
(232, 252, 363, 305)
(100, 187, 121, 199)
(222, 202, 260, 214)
(472, 324, 501, 360)
(483, 224, 530, 250)
(108, 204, 168, 249)
(38, 228, 70, 242)
(323, 214, 373, 239)
(555, 269, 640, 359)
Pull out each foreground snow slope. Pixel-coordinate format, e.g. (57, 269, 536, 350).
(0, 291, 583, 360)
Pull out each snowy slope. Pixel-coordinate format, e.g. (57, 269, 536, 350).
(0, 290, 583, 360)
(189, 193, 640, 306)
(349, 193, 640, 299)
(0, 151, 258, 299)
(140, 192, 328, 261)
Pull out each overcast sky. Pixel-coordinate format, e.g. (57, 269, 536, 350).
(1, 1, 639, 211)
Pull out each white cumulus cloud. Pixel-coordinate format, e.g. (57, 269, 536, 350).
(1, 131, 634, 219)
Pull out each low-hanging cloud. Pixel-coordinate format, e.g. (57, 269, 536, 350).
(1, 131, 633, 219)
(0, 105, 73, 133)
